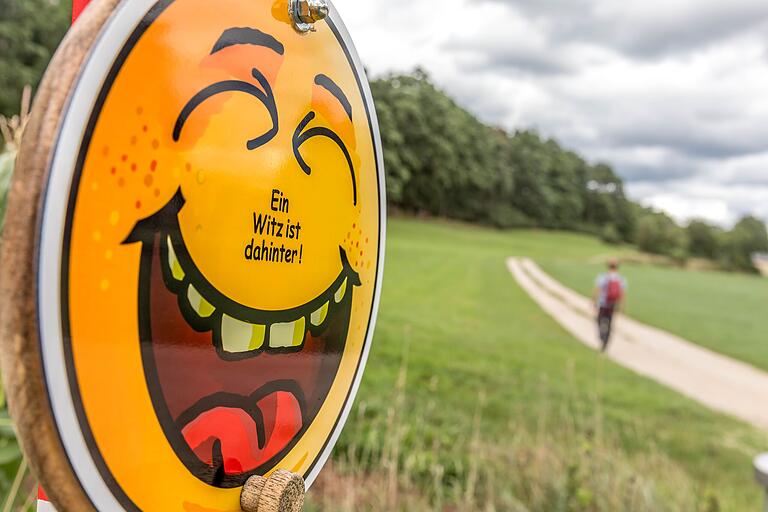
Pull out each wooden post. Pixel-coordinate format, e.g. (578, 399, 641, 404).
(240, 470, 306, 512)
(34, 1, 97, 508)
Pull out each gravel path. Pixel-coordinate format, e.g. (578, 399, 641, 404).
(508, 257, 768, 430)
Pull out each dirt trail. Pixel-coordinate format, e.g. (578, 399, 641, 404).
(508, 257, 768, 430)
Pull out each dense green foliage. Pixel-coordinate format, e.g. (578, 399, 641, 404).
(372, 71, 635, 238)
(722, 216, 768, 271)
(0, 0, 70, 118)
(634, 209, 689, 262)
(687, 220, 724, 260)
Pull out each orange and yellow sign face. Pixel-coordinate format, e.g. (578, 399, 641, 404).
(51, 0, 383, 509)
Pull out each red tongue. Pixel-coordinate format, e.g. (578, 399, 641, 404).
(181, 391, 302, 475)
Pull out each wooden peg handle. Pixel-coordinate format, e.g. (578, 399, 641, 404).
(240, 470, 305, 512)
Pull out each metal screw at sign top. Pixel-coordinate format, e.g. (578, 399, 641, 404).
(289, 0, 329, 33)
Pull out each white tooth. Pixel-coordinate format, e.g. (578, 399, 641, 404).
(167, 236, 185, 281)
(334, 278, 348, 304)
(221, 314, 265, 353)
(311, 302, 329, 327)
(270, 317, 306, 348)
(187, 285, 215, 318)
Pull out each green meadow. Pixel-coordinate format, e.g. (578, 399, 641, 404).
(308, 218, 767, 511)
(541, 260, 768, 372)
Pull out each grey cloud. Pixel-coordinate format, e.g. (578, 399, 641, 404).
(477, 0, 768, 58)
(335, 0, 768, 226)
(615, 161, 700, 183)
(450, 44, 574, 76)
(608, 128, 767, 160)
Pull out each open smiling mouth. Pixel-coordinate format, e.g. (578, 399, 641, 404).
(126, 190, 360, 488)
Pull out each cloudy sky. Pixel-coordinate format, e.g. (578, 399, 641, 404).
(333, 0, 768, 227)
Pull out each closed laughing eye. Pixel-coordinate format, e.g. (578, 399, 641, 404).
(292, 111, 358, 206)
(173, 67, 278, 151)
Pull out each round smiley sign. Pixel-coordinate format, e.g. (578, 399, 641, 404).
(0, 0, 384, 510)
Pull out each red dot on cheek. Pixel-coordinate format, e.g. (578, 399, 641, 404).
(135, 201, 142, 209)
(150, 160, 157, 172)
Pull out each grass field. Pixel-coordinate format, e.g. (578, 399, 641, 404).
(540, 260, 768, 372)
(307, 218, 768, 511)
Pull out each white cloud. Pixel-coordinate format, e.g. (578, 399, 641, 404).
(332, 0, 768, 227)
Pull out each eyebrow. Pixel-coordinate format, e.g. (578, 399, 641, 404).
(314, 74, 352, 121)
(211, 27, 285, 56)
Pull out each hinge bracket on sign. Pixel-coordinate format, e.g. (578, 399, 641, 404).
(288, 0, 329, 33)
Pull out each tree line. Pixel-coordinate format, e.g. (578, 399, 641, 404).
(371, 71, 768, 272)
(0, 0, 766, 272)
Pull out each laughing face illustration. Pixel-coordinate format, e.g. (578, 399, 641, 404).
(57, 0, 382, 509)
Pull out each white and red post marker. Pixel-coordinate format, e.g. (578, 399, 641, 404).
(37, 487, 54, 512)
(37, 3, 92, 510)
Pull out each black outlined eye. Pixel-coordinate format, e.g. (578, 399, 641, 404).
(173, 68, 278, 151)
(292, 111, 358, 206)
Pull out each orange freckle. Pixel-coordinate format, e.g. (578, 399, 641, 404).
(136, 106, 143, 115)
(142, 125, 148, 132)
(152, 139, 159, 150)
(352, 223, 356, 229)
(102, 146, 109, 157)
(154, 188, 161, 197)
(131, 163, 137, 172)
(150, 160, 157, 172)
(366, 237, 369, 243)
(356, 241, 359, 248)
(135, 201, 142, 209)
(121, 154, 128, 162)
(110, 167, 116, 175)
(118, 178, 125, 187)
(144, 174, 154, 187)
(130, 135, 137, 145)
(185, 163, 191, 172)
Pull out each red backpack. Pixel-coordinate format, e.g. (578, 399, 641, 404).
(605, 276, 623, 306)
